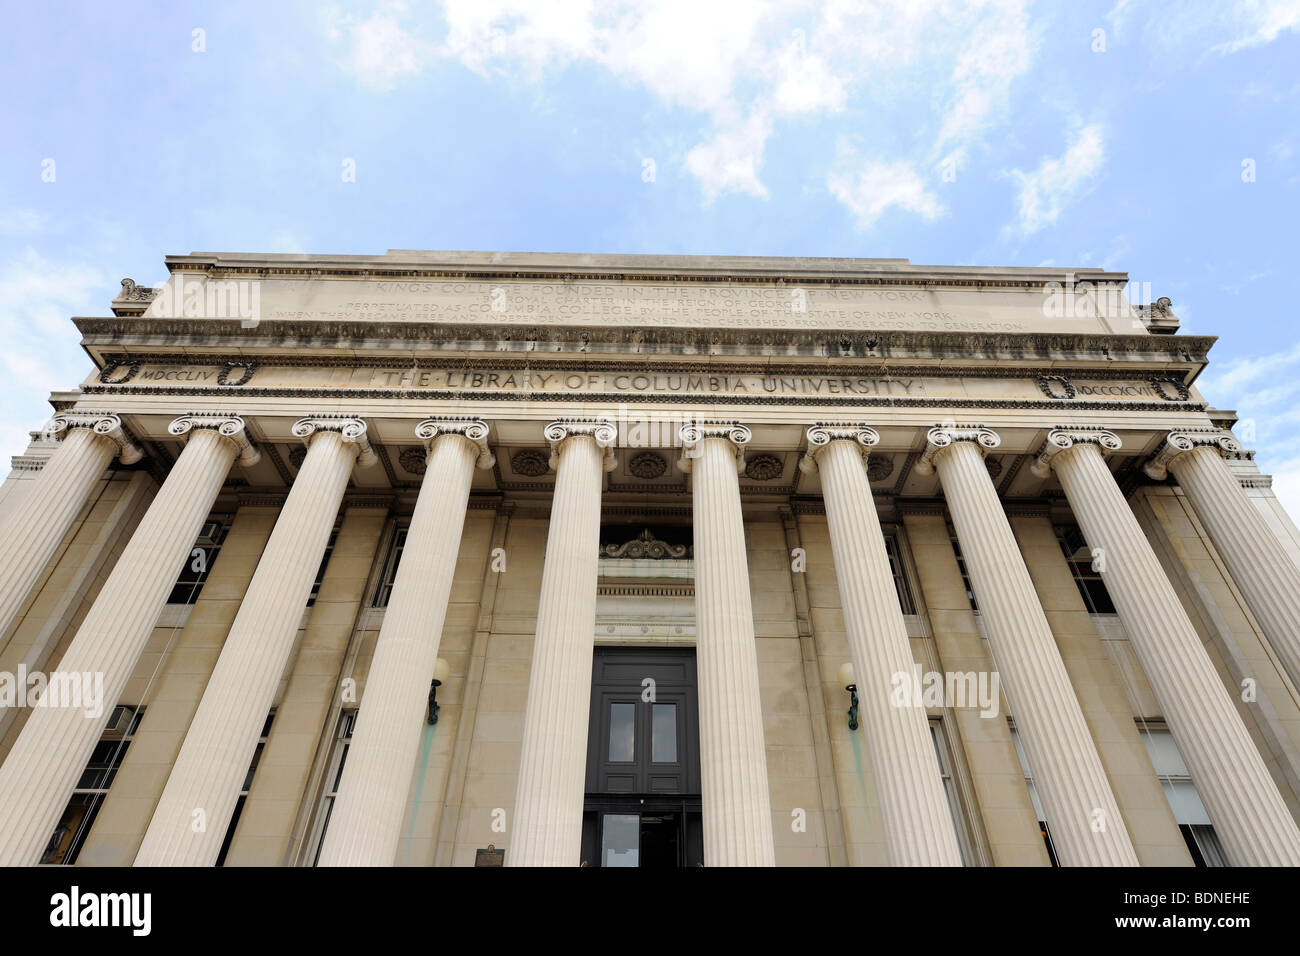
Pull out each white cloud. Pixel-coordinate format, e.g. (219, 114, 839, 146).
(1198, 340, 1300, 526)
(1269, 454, 1300, 526)
(0, 249, 105, 462)
(1008, 123, 1106, 236)
(329, 0, 1040, 204)
(342, 8, 430, 91)
(826, 158, 943, 228)
(686, 112, 773, 200)
(1211, 0, 1300, 54)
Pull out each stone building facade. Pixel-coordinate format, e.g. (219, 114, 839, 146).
(1, 250, 1299, 867)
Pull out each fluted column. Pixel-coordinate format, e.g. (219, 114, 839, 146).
(135, 416, 376, 866)
(679, 423, 775, 867)
(915, 425, 1137, 866)
(0, 414, 257, 865)
(1144, 428, 1300, 692)
(800, 425, 962, 866)
(0, 411, 144, 642)
(507, 420, 615, 867)
(318, 419, 494, 867)
(1036, 428, 1300, 865)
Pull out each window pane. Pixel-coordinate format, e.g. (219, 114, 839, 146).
(601, 814, 639, 867)
(608, 703, 635, 762)
(652, 704, 677, 763)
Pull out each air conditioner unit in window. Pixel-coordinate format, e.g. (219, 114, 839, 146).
(100, 705, 134, 740)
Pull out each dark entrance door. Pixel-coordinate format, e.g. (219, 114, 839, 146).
(581, 647, 703, 867)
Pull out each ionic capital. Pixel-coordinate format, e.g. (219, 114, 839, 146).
(798, 423, 880, 474)
(543, 419, 617, 472)
(1142, 428, 1243, 480)
(1029, 427, 1123, 478)
(913, 424, 1001, 476)
(415, 418, 495, 469)
(168, 413, 260, 466)
(291, 415, 378, 468)
(48, 410, 144, 465)
(677, 422, 752, 474)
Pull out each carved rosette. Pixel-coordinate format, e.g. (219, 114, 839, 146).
(168, 412, 261, 465)
(678, 422, 752, 473)
(1029, 427, 1123, 478)
(414, 418, 494, 469)
(1143, 428, 1243, 480)
(511, 450, 550, 477)
(291, 415, 378, 468)
(798, 424, 880, 474)
(627, 451, 668, 480)
(543, 419, 617, 472)
(913, 424, 1001, 476)
(866, 454, 894, 482)
(744, 453, 784, 481)
(47, 410, 144, 465)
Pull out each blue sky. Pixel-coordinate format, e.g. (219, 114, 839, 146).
(2, 1, 1299, 511)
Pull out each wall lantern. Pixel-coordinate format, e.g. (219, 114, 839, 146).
(427, 657, 450, 725)
(838, 662, 859, 731)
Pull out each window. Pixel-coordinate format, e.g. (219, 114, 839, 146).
(306, 524, 340, 607)
(215, 710, 275, 866)
(1137, 725, 1227, 867)
(307, 710, 356, 865)
(168, 518, 230, 605)
(949, 532, 979, 613)
(1056, 525, 1117, 614)
(1009, 726, 1060, 866)
(930, 719, 976, 865)
(41, 705, 144, 864)
(930, 723, 977, 863)
(373, 528, 408, 608)
(883, 533, 916, 615)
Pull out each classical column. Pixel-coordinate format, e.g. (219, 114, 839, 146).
(1145, 428, 1300, 692)
(915, 425, 1137, 866)
(508, 420, 615, 867)
(318, 419, 494, 867)
(135, 416, 376, 866)
(0, 411, 143, 641)
(679, 423, 775, 867)
(800, 425, 962, 866)
(1035, 428, 1300, 865)
(0, 414, 257, 865)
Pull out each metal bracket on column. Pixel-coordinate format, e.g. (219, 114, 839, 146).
(543, 419, 617, 471)
(912, 424, 1000, 476)
(415, 417, 495, 469)
(292, 415, 378, 468)
(47, 410, 144, 465)
(168, 412, 261, 466)
(798, 423, 880, 474)
(1029, 427, 1122, 479)
(1142, 428, 1243, 480)
(677, 422, 752, 473)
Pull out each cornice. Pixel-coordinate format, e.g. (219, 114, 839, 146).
(78, 382, 1210, 414)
